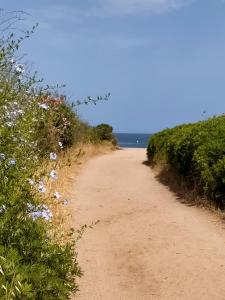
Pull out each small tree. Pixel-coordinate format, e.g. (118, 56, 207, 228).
(95, 123, 117, 144)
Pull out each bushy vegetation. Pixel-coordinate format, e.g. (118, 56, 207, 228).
(147, 116, 225, 209)
(0, 11, 113, 299)
(93, 123, 117, 145)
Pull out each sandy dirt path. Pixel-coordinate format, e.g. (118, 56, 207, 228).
(71, 148, 225, 300)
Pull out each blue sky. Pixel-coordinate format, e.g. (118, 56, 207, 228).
(1, 0, 225, 133)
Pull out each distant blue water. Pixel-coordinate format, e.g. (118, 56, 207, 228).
(115, 133, 151, 148)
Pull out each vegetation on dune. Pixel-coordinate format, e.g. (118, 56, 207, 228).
(147, 116, 225, 209)
(0, 10, 115, 299)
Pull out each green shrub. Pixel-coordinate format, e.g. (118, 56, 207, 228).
(94, 123, 117, 145)
(147, 116, 225, 208)
(0, 12, 113, 298)
(0, 15, 84, 299)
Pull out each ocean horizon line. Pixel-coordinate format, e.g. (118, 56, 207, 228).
(114, 133, 151, 148)
(114, 132, 152, 135)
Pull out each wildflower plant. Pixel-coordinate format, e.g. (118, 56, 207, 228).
(0, 11, 83, 299)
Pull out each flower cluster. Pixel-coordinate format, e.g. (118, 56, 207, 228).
(2, 101, 24, 128)
(15, 64, 24, 74)
(26, 151, 69, 206)
(50, 152, 57, 160)
(27, 203, 53, 221)
(38, 94, 65, 110)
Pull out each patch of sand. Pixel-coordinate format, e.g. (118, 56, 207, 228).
(71, 148, 225, 300)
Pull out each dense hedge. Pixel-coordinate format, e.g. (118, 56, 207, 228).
(147, 116, 225, 208)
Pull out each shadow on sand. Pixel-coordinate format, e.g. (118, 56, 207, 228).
(142, 160, 211, 209)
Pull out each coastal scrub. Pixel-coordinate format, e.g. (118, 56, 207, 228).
(147, 116, 225, 209)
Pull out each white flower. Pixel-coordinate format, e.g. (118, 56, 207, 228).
(27, 203, 35, 210)
(54, 191, 61, 199)
(50, 170, 58, 180)
(5, 121, 13, 128)
(0, 205, 6, 213)
(63, 199, 69, 205)
(17, 109, 23, 115)
(38, 186, 46, 193)
(58, 142, 63, 149)
(8, 159, 16, 166)
(38, 182, 46, 193)
(28, 178, 35, 185)
(28, 203, 52, 221)
(38, 103, 49, 110)
(42, 211, 52, 221)
(50, 152, 57, 160)
(15, 64, 24, 74)
(41, 205, 53, 220)
(0, 153, 5, 160)
(30, 211, 42, 220)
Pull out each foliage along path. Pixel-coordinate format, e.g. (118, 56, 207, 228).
(71, 148, 225, 300)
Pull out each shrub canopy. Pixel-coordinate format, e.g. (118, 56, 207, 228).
(147, 116, 225, 208)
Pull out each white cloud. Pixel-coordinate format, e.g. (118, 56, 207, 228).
(23, 1, 193, 51)
(99, 0, 194, 15)
(30, 0, 194, 24)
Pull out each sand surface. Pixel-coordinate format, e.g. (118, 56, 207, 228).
(71, 148, 225, 300)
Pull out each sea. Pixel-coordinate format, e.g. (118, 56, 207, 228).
(115, 133, 151, 149)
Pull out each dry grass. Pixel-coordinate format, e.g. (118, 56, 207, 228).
(151, 163, 225, 219)
(46, 142, 115, 244)
(151, 163, 225, 227)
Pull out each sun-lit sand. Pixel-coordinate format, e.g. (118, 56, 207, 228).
(70, 148, 225, 300)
